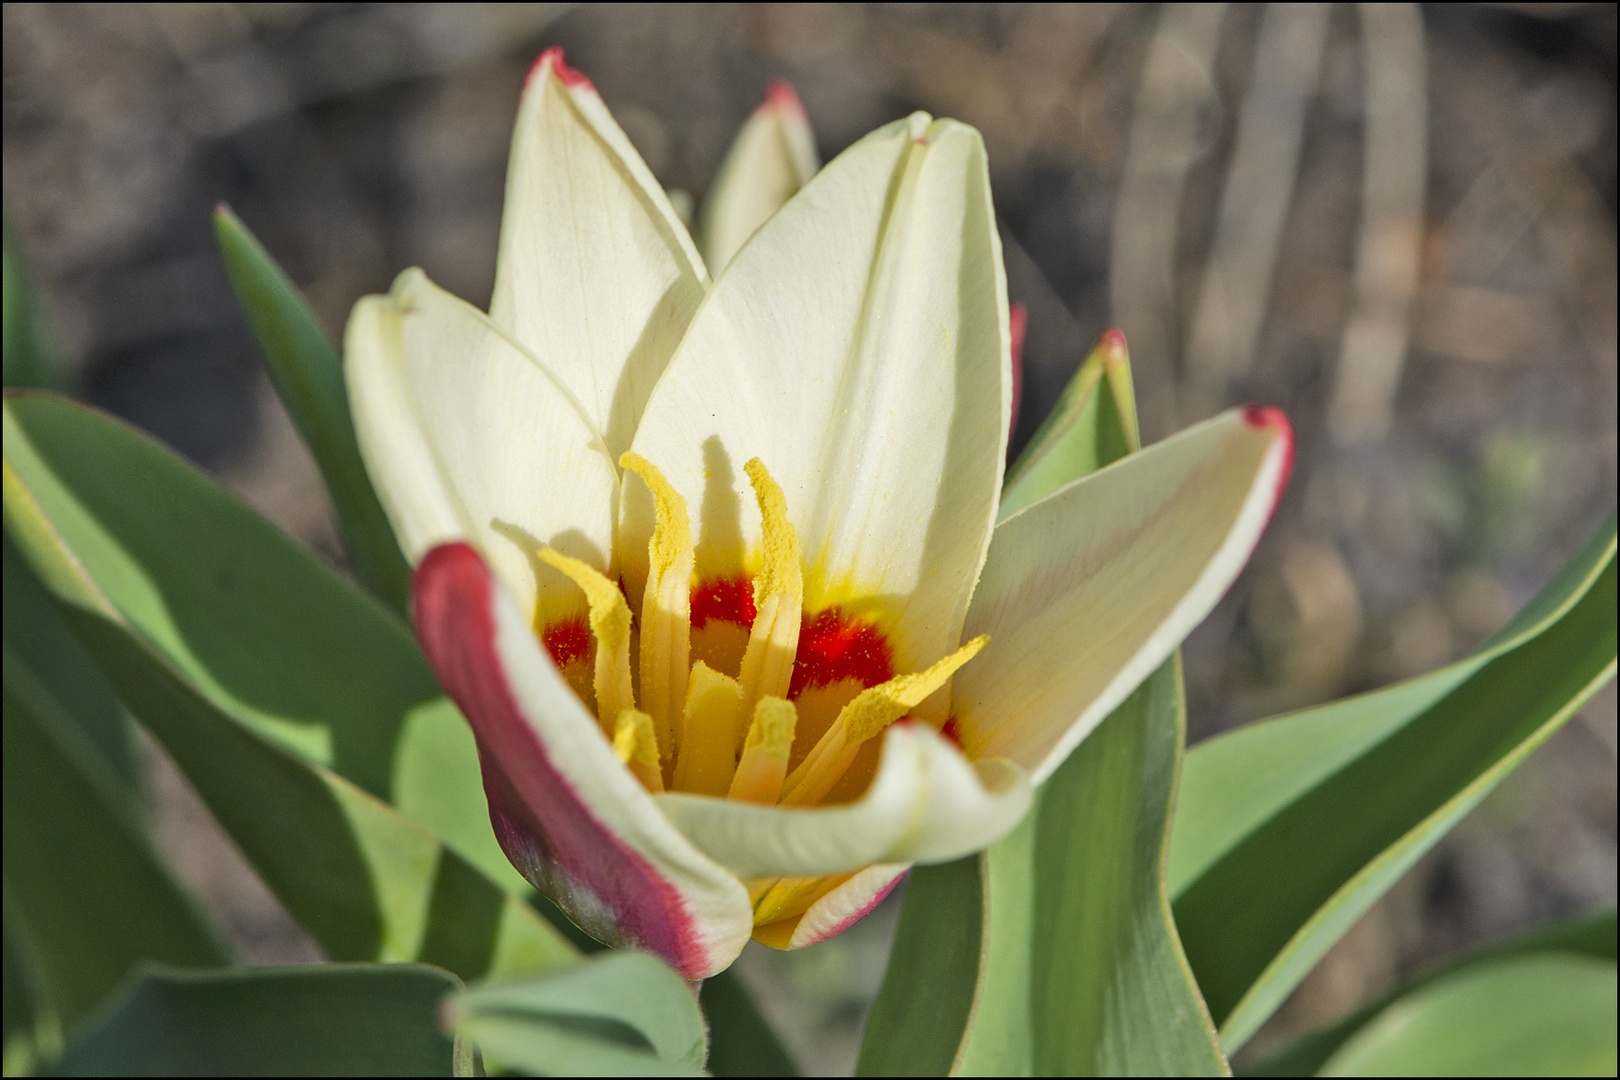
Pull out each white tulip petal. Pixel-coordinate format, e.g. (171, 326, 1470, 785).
(489, 48, 708, 457)
(345, 268, 619, 622)
(955, 408, 1293, 782)
(628, 114, 1008, 696)
(654, 721, 1031, 878)
(700, 80, 819, 273)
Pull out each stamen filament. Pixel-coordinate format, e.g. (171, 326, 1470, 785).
(736, 458, 803, 723)
(539, 547, 635, 738)
(780, 635, 988, 807)
(621, 452, 693, 774)
(728, 697, 797, 803)
(674, 661, 747, 796)
(613, 709, 663, 792)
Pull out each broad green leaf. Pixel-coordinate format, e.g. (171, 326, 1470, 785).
(51, 964, 464, 1077)
(448, 951, 707, 1077)
(214, 206, 410, 613)
(1318, 954, 1616, 1077)
(701, 970, 799, 1077)
(3, 393, 574, 981)
(1000, 327, 1138, 517)
(3, 213, 65, 393)
(4, 540, 225, 1048)
(1, 389, 525, 893)
(859, 337, 1223, 1075)
(1246, 908, 1616, 1076)
(1171, 514, 1617, 1051)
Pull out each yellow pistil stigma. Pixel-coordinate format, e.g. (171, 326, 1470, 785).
(621, 452, 694, 772)
(538, 547, 635, 738)
(780, 635, 988, 808)
(736, 458, 803, 721)
(728, 697, 798, 803)
(674, 661, 747, 797)
(613, 708, 663, 793)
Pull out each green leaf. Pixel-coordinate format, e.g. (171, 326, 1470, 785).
(3, 213, 65, 393)
(859, 337, 1223, 1076)
(448, 952, 707, 1077)
(4, 540, 225, 1047)
(1317, 954, 1616, 1077)
(1170, 515, 1617, 1052)
(1245, 908, 1616, 1076)
(1000, 327, 1138, 518)
(700, 970, 799, 1077)
(213, 206, 410, 613)
(3, 392, 575, 981)
(50, 964, 464, 1077)
(2, 389, 525, 891)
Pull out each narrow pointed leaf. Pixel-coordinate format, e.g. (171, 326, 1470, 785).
(214, 206, 411, 612)
(1318, 954, 1616, 1077)
(860, 352, 1224, 1075)
(3, 393, 575, 980)
(1246, 908, 1616, 1076)
(999, 327, 1137, 519)
(701, 968, 800, 1077)
(3, 214, 65, 393)
(51, 964, 464, 1077)
(1171, 514, 1617, 1051)
(5, 545, 225, 1036)
(448, 952, 707, 1077)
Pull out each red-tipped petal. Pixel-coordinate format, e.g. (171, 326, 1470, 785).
(1008, 301, 1028, 439)
(528, 45, 593, 91)
(412, 543, 751, 977)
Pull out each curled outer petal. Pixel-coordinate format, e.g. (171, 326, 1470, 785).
(412, 542, 752, 978)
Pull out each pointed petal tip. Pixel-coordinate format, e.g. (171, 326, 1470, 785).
(761, 77, 806, 117)
(1099, 326, 1128, 361)
(1242, 405, 1295, 510)
(528, 45, 594, 92)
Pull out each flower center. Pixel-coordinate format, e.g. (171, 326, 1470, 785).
(532, 455, 985, 809)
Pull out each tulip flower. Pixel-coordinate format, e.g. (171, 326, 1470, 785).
(345, 49, 1292, 979)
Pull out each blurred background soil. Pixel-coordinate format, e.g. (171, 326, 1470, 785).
(4, 3, 1615, 1073)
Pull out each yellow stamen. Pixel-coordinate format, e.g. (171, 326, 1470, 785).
(620, 452, 693, 771)
(613, 708, 663, 792)
(674, 661, 747, 796)
(736, 458, 803, 721)
(751, 873, 852, 926)
(728, 697, 798, 803)
(538, 547, 635, 739)
(780, 635, 988, 807)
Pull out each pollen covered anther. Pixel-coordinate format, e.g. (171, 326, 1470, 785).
(729, 696, 798, 804)
(779, 634, 989, 807)
(621, 452, 694, 770)
(538, 547, 635, 739)
(736, 458, 803, 723)
(613, 708, 663, 793)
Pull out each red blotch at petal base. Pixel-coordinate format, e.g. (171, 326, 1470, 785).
(413, 543, 714, 977)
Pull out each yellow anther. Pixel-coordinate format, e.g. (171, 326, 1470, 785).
(538, 547, 636, 738)
(613, 709, 663, 793)
(620, 452, 694, 771)
(728, 697, 798, 804)
(736, 458, 804, 721)
(780, 635, 988, 808)
(674, 661, 747, 797)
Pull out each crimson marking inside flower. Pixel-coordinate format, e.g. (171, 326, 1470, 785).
(530, 455, 985, 839)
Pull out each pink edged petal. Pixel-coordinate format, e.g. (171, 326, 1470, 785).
(412, 542, 753, 978)
(654, 722, 1031, 878)
(767, 864, 910, 951)
(956, 407, 1293, 783)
